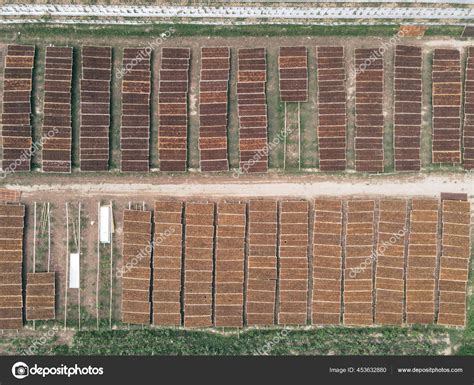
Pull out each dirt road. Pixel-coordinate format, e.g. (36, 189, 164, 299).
(9, 173, 473, 200)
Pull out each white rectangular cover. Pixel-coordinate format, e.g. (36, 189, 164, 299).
(69, 253, 80, 289)
(100, 206, 111, 244)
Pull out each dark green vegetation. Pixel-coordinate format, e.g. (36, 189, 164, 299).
(0, 326, 458, 355)
(0, 24, 399, 40)
(0, 23, 465, 40)
(58, 327, 449, 355)
(458, 280, 474, 356)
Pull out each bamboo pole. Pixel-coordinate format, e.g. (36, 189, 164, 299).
(96, 202, 100, 330)
(64, 202, 69, 330)
(109, 202, 113, 330)
(40, 203, 46, 234)
(33, 202, 36, 330)
(33, 202, 36, 274)
(298, 101, 301, 171)
(47, 202, 51, 273)
(78, 203, 82, 331)
(43, 203, 47, 233)
(72, 212, 78, 252)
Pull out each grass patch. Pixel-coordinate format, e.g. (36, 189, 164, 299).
(424, 26, 465, 37)
(109, 48, 122, 170)
(0, 24, 398, 40)
(43, 326, 454, 355)
(30, 47, 44, 170)
(0, 24, 465, 42)
(383, 123, 394, 173)
(2, 334, 59, 355)
(457, 247, 474, 355)
(71, 46, 81, 169)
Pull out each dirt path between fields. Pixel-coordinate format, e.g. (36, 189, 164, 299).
(7, 173, 473, 200)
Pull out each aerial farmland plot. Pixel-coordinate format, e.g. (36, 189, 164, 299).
(0, 1, 473, 384)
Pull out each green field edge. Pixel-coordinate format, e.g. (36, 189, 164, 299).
(0, 24, 467, 40)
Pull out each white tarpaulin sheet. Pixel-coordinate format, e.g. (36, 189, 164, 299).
(100, 206, 111, 244)
(69, 253, 80, 289)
